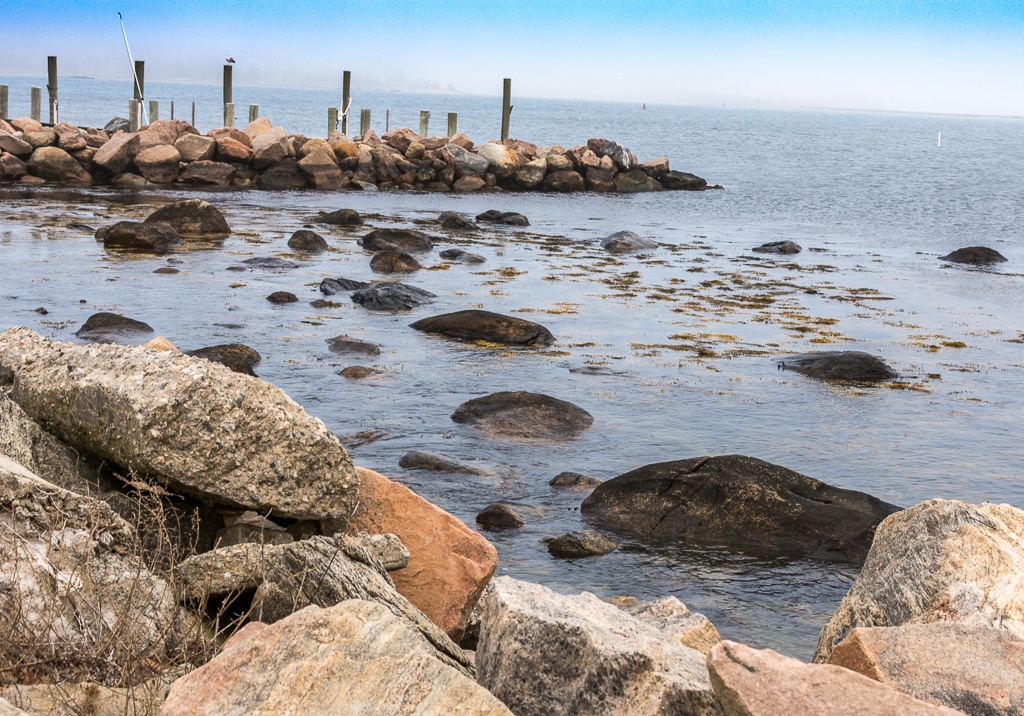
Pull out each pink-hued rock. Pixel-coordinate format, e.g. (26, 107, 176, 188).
(174, 133, 216, 162)
(298, 145, 345, 189)
(707, 640, 966, 716)
(641, 157, 670, 177)
(242, 116, 272, 141)
(449, 132, 474, 150)
(26, 147, 92, 183)
(251, 126, 289, 169)
(0, 132, 32, 156)
(10, 117, 43, 133)
(179, 160, 235, 186)
(134, 144, 181, 183)
(0, 152, 28, 180)
(383, 127, 421, 153)
(214, 136, 253, 163)
(53, 122, 87, 152)
(207, 127, 252, 148)
(92, 131, 140, 174)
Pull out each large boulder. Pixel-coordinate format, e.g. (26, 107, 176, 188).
(707, 640, 964, 716)
(614, 168, 662, 193)
(542, 169, 585, 192)
(174, 133, 216, 162)
(828, 623, 1024, 715)
(382, 127, 421, 153)
(370, 250, 422, 273)
(97, 221, 182, 254)
(56, 123, 88, 151)
(515, 158, 548, 188)
(447, 143, 489, 177)
(582, 455, 900, 563)
(0, 152, 28, 180)
(175, 534, 472, 675)
(602, 230, 658, 253)
(160, 600, 511, 716)
(360, 228, 433, 252)
(451, 391, 594, 440)
(92, 131, 140, 175)
(814, 499, 1024, 661)
(477, 577, 720, 716)
(779, 351, 897, 383)
(661, 171, 708, 190)
(345, 467, 498, 642)
(0, 132, 32, 156)
(143, 199, 230, 237)
(74, 311, 155, 342)
(287, 229, 328, 252)
(26, 146, 92, 182)
(622, 597, 722, 655)
(0, 328, 359, 520)
(476, 142, 520, 178)
(939, 246, 1008, 265)
(298, 145, 346, 189)
(250, 126, 290, 169)
(256, 158, 308, 189)
(178, 160, 234, 186)
(350, 282, 436, 311)
(598, 141, 638, 171)
(410, 309, 555, 346)
(134, 144, 181, 183)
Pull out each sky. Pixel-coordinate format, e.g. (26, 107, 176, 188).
(4, 0, 1024, 116)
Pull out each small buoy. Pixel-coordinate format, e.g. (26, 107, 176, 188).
(642, 103, 647, 110)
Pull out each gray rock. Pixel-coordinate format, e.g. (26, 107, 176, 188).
(370, 250, 422, 273)
(360, 228, 433, 253)
(75, 311, 154, 343)
(939, 246, 1008, 265)
(104, 117, 130, 134)
(92, 131, 140, 175)
(438, 212, 479, 230)
(350, 282, 437, 311)
(287, 229, 328, 252)
(326, 334, 381, 356)
(320, 276, 368, 294)
(0, 327, 359, 521)
(549, 471, 602, 488)
(439, 248, 486, 264)
(601, 230, 658, 253)
(546, 530, 617, 558)
(598, 141, 638, 171)
(614, 169, 661, 193)
(475, 210, 530, 226)
(143, 199, 230, 238)
(314, 208, 363, 225)
(174, 133, 217, 162)
(410, 310, 555, 346)
(215, 511, 295, 548)
(98, 221, 182, 254)
(399, 450, 486, 475)
(451, 391, 594, 440)
(476, 504, 525, 530)
(352, 531, 411, 571)
(779, 351, 897, 383)
(266, 291, 299, 304)
(752, 240, 802, 255)
(447, 143, 489, 177)
(241, 256, 299, 269)
(185, 343, 261, 376)
(660, 171, 708, 191)
(477, 576, 720, 716)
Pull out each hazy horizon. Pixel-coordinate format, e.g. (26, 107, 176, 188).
(6, 1, 1024, 117)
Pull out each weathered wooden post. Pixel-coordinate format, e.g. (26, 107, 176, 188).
(0, 85, 9, 120)
(223, 64, 232, 106)
(30, 87, 41, 122)
(46, 56, 58, 125)
(133, 60, 145, 100)
(191, 101, 196, 127)
(328, 107, 338, 136)
(359, 109, 370, 137)
(385, 109, 390, 132)
(170, 100, 175, 120)
(224, 103, 235, 128)
(249, 104, 259, 123)
(341, 70, 351, 135)
(128, 99, 140, 132)
(149, 99, 159, 122)
(501, 78, 512, 141)
(419, 110, 429, 137)
(447, 112, 457, 137)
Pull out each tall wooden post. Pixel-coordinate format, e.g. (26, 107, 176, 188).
(341, 70, 351, 135)
(419, 110, 429, 137)
(501, 78, 512, 141)
(191, 101, 196, 127)
(328, 107, 338, 136)
(0, 85, 8, 121)
(447, 112, 457, 137)
(249, 104, 259, 123)
(224, 103, 235, 128)
(128, 99, 140, 132)
(385, 109, 390, 132)
(46, 56, 58, 125)
(148, 100, 159, 122)
(223, 65, 232, 106)
(170, 100, 175, 120)
(359, 109, 370, 137)
(30, 87, 41, 122)
(133, 60, 145, 100)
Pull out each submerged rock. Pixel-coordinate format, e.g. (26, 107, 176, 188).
(582, 454, 900, 563)
(601, 230, 658, 253)
(185, 343, 261, 376)
(319, 276, 368, 294)
(399, 450, 486, 475)
(326, 334, 381, 356)
(97, 221, 182, 253)
(549, 471, 602, 489)
(75, 312, 154, 343)
(753, 240, 802, 255)
(939, 246, 1008, 265)
(451, 391, 594, 440)
(370, 249, 422, 273)
(313, 207, 363, 225)
(286, 229, 328, 252)
(143, 198, 230, 237)
(241, 256, 300, 269)
(350, 282, 436, 311)
(359, 228, 433, 252)
(438, 248, 486, 264)
(546, 530, 618, 558)
(411, 309, 555, 346)
(779, 351, 898, 383)
(660, 170, 708, 191)
(477, 504, 525, 530)
(438, 211, 479, 230)
(266, 291, 298, 304)
(475, 209, 529, 226)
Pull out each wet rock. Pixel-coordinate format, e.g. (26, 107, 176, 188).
(549, 471, 602, 488)
(326, 334, 381, 355)
(622, 596, 722, 655)
(451, 391, 594, 440)
(582, 455, 901, 563)
(104, 117, 130, 134)
(454, 175, 486, 192)
(615, 168, 662, 192)
(598, 141, 638, 171)
(98, 221, 182, 254)
(640, 157, 670, 178)
(814, 499, 1024, 662)
(828, 623, 1024, 715)
(339, 365, 376, 379)
(546, 530, 617, 558)
(266, 291, 298, 304)
(0, 132, 32, 156)
(661, 170, 708, 190)
(185, 343, 261, 376)
(174, 133, 216, 162)
(175, 535, 474, 676)
(350, 282, 436, 311)
(75, 312, 154, 342)
(410, 310, 555, 346)
(360, 228, 433, 252)
(287, 228, 328, 251)
(474, 210, 529, 226)
(344, 467, 498, 642)
(0, 152, 28, 181)
(602, 230, 658, 253)
(161, 599, 509, 715)
(585, 166, 617, 192)
(0, 327, 359, 520)
(178, 159, 234, 186)
(370, 250, 422, 273)
(477, 576, 719, 716)
(26, 146, 92, 183)
(320, 276, 368, 295)
(134, 145, 181, 183)
(314, 207, 363, 225)
(439, 248, 486, 263)
(447, 143, 489, 177)
(515, 158, 548, 189)
(399, 450, 486, 475)
(153, 266, 179, 274)
(708, 640, 962, 716)
(779, 351, 898, 383)
(939, 246, 1008, 265)
(476, 504, 525, 530)
(542, 169, 585, 192)
(298, 145, 346, 189)
(438, 211, 479, 230)
(92, 131, 140, 175)
(143, 198, 230, 237)
(242, 256, 299, 269)
(23, 127, 57, 148)
(256, 158, 308, 189)
(752, 240, 802, 255)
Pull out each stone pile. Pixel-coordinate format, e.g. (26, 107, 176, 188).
(0, 115, 711, 193)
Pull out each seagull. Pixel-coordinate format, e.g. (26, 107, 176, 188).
(225, 55, 236, 64)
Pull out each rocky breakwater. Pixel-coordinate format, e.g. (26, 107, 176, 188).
(0, 114, 714, 194)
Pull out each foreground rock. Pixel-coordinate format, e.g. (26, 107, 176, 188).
(287, 229, 328, 251)
(143, 199, 230, 237)
(623, 597, 722, 655)
(74, 311, 154, 343)
(939, 246, 1008, 265)
(2, 680, 169, 716)
(778, 351, 898, 383)
(582, 455, 900, 563)
(0, 328, 358, 520)
(828, 623, 1024, 715)
(708, 640, 963, 716)
(602, 230, 658, 253)
(185, 343, 261, 376)
(546, 530, 617, 558)
(451, 391, 594, 440)
(410, 310, 555, 346)
(360, 228, 433, 252)
(0, 697, 23, 716)
(320, 276, 368, 294)
(351, 282, 437, 311)
(814, 499, 1024, 661)
(477, 577, 720, 716)
(752, 240, 802, 255)
(345, 467, 498, 642)
(161, 600, 511, 715)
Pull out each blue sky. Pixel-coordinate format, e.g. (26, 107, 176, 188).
(5, 1, 1024, 115)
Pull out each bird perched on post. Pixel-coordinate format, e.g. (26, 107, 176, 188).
(225, 55, 236, 64)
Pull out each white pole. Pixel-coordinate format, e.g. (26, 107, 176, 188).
(937, 132, 941, 148)
(118, 12, 149, 125)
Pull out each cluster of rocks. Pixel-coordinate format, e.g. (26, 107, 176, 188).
(0, 115, 711, 194)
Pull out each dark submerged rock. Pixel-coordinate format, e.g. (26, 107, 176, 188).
(438, 212, 479, 230)
(98, 221, 182, 253)
(549, 471, 603, 488)
(753, 240, 802, 255)
(475, 210, 529, 226)
(476, 504, 525, 530)
(438, 249, 486, 264)
(320, 277, 368, 295)
(779, 351, 897, 383)
(143, 198, 230, 237)
(581, 454, 901, 563)
(314, 208, 363, 225)
(411, 310, 555, 346)
(185, 343, 261, 376)
(451, 391, 594, 440)
(939, 246, 1008, 265)
(266, 291, 298, 304)
(287, 229, 328, 252)
(359, 228, 433, 252)
(398, 450, 485, 476)
(339, 365, 376, 379)
(370, 250, 422, 274)
(242, 257, 299, 269)
(601, 231, 658, 253)
(75, 312, 154, 343)
(546, 530, 618, 558)
(326, 334, 381, 356)
(350, 282, 436, 311)
(660, 171, 707, 191)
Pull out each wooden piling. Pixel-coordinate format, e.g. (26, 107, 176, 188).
(223, 65, 232, 106)
(360, 109, 370, 137)
(128, 99, 140, 132)
(149, 100, 159, 122)
(191, 101, 196, 127)
(386, 109, 390, 132)
(341, 70, 351, 135)
(224, 102, 235, 128)
(30, 87, 41, 122)
(170, 100, 175, 120)
(46, 56, 58, 125)
(0, 85, 9, 121)
(249, 104, 259, 123)
(501, 78, 512, 142)
(419, 110, 429, 137)
(448, 112, 457, 137)
(328, 107, 338, 136)
(133, 60, 145, 100)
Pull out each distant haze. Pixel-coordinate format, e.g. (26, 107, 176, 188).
(5, 0, 1024, 116)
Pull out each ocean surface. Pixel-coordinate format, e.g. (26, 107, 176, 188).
(2, 75, 1023, 658)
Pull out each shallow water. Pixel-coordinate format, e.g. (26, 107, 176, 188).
(2, 99, 1023, 659)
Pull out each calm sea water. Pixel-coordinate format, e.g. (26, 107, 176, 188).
(2, 76, 1023, 658)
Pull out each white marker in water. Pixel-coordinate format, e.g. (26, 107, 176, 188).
(938, 132, 942, 147)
